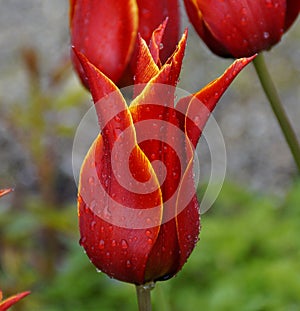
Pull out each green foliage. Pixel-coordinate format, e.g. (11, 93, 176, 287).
(3, 181, 299, 311)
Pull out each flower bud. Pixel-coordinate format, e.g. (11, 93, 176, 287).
(184, 0, 300, 57)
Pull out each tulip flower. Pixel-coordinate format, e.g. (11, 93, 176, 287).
(70, 0, 179, 89)
(75, 23, 254, 285)
(184, 0, 300, 57)
(0, 290, 30, 311)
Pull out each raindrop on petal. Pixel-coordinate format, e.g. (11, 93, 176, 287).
(121, 239, 128, 249)
(98, 240, 105, 250)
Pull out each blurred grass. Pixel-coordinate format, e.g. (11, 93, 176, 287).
(2, 180, 299, 310)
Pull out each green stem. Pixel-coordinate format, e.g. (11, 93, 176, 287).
(253, 53, 300, 173)
(135, 282, 155, 311)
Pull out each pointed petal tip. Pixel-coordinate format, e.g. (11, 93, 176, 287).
(0, 188, 14, 198)
(0, 291, 30, 310)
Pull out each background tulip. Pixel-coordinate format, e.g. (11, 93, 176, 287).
(75, 23, 254, 285)
(70, 0, 179, 88)
(184, 0, 300, 57)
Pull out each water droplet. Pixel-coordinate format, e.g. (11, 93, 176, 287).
(114, 115, 121, 122)
(242, 39, 249, 47)
(145, 230, 151, 237)
(121, 239, 128, 249)
(104, 205, 112, 219)
(98, 240, 105, 250)
(126, 260, 131, 268)
(147, 238, 153, 245)
(88, 176, 95, 185)
(79, 236, 86, 246)
(172, 171, 179, 179)
(240, 17, 247, 26)
(141, 281, 156, 290)
(263, 32, 270, 39)
(106, 252, 110, 258)
(240, 7, 247, 15)
(111, 239, 117, 247)
(90, 200, 97, 210)
(96, 268, 102, 273)
(265, 0, 273, 8)
(146, 218, 152, 225)
(90, 220, 96, 230)
(159, 43, 164, 50)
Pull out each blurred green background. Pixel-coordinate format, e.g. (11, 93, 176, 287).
(0, 1, 300, 310)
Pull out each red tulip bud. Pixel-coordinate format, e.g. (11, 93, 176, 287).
(184, 0, 300, 57)
(70, 0, 180, 88)
(75, 23, 254, 285)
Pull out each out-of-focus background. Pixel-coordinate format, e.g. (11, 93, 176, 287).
(0, 1, 299, 310)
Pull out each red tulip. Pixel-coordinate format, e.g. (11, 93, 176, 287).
(75, 23, 254, 284)
(70, 0, 179, 88)
(0, 290, 30, 311)
(184, 0, 300, 57)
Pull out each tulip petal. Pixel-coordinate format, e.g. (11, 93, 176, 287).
(177, 55, 256, 148)
(133, 36, 160, 91)
(198, 0, 285, 57)
(285, 0, 300, 31)
(76, 52, 166, 284)
(136, 0, 180, 63)
(183, 0, 230, 56)
(149, 18, 168, 66)
(70, 0, 138, 87)
(126, 31, 189, 281)
(132, 30, 188, 103)
(0, 291, 30, 311)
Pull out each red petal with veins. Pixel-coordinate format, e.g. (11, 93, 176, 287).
(70, 0, 138, 88)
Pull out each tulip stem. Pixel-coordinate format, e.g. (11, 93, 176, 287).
(253, 53, 300, 173)
(135, 282, 155, 311)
